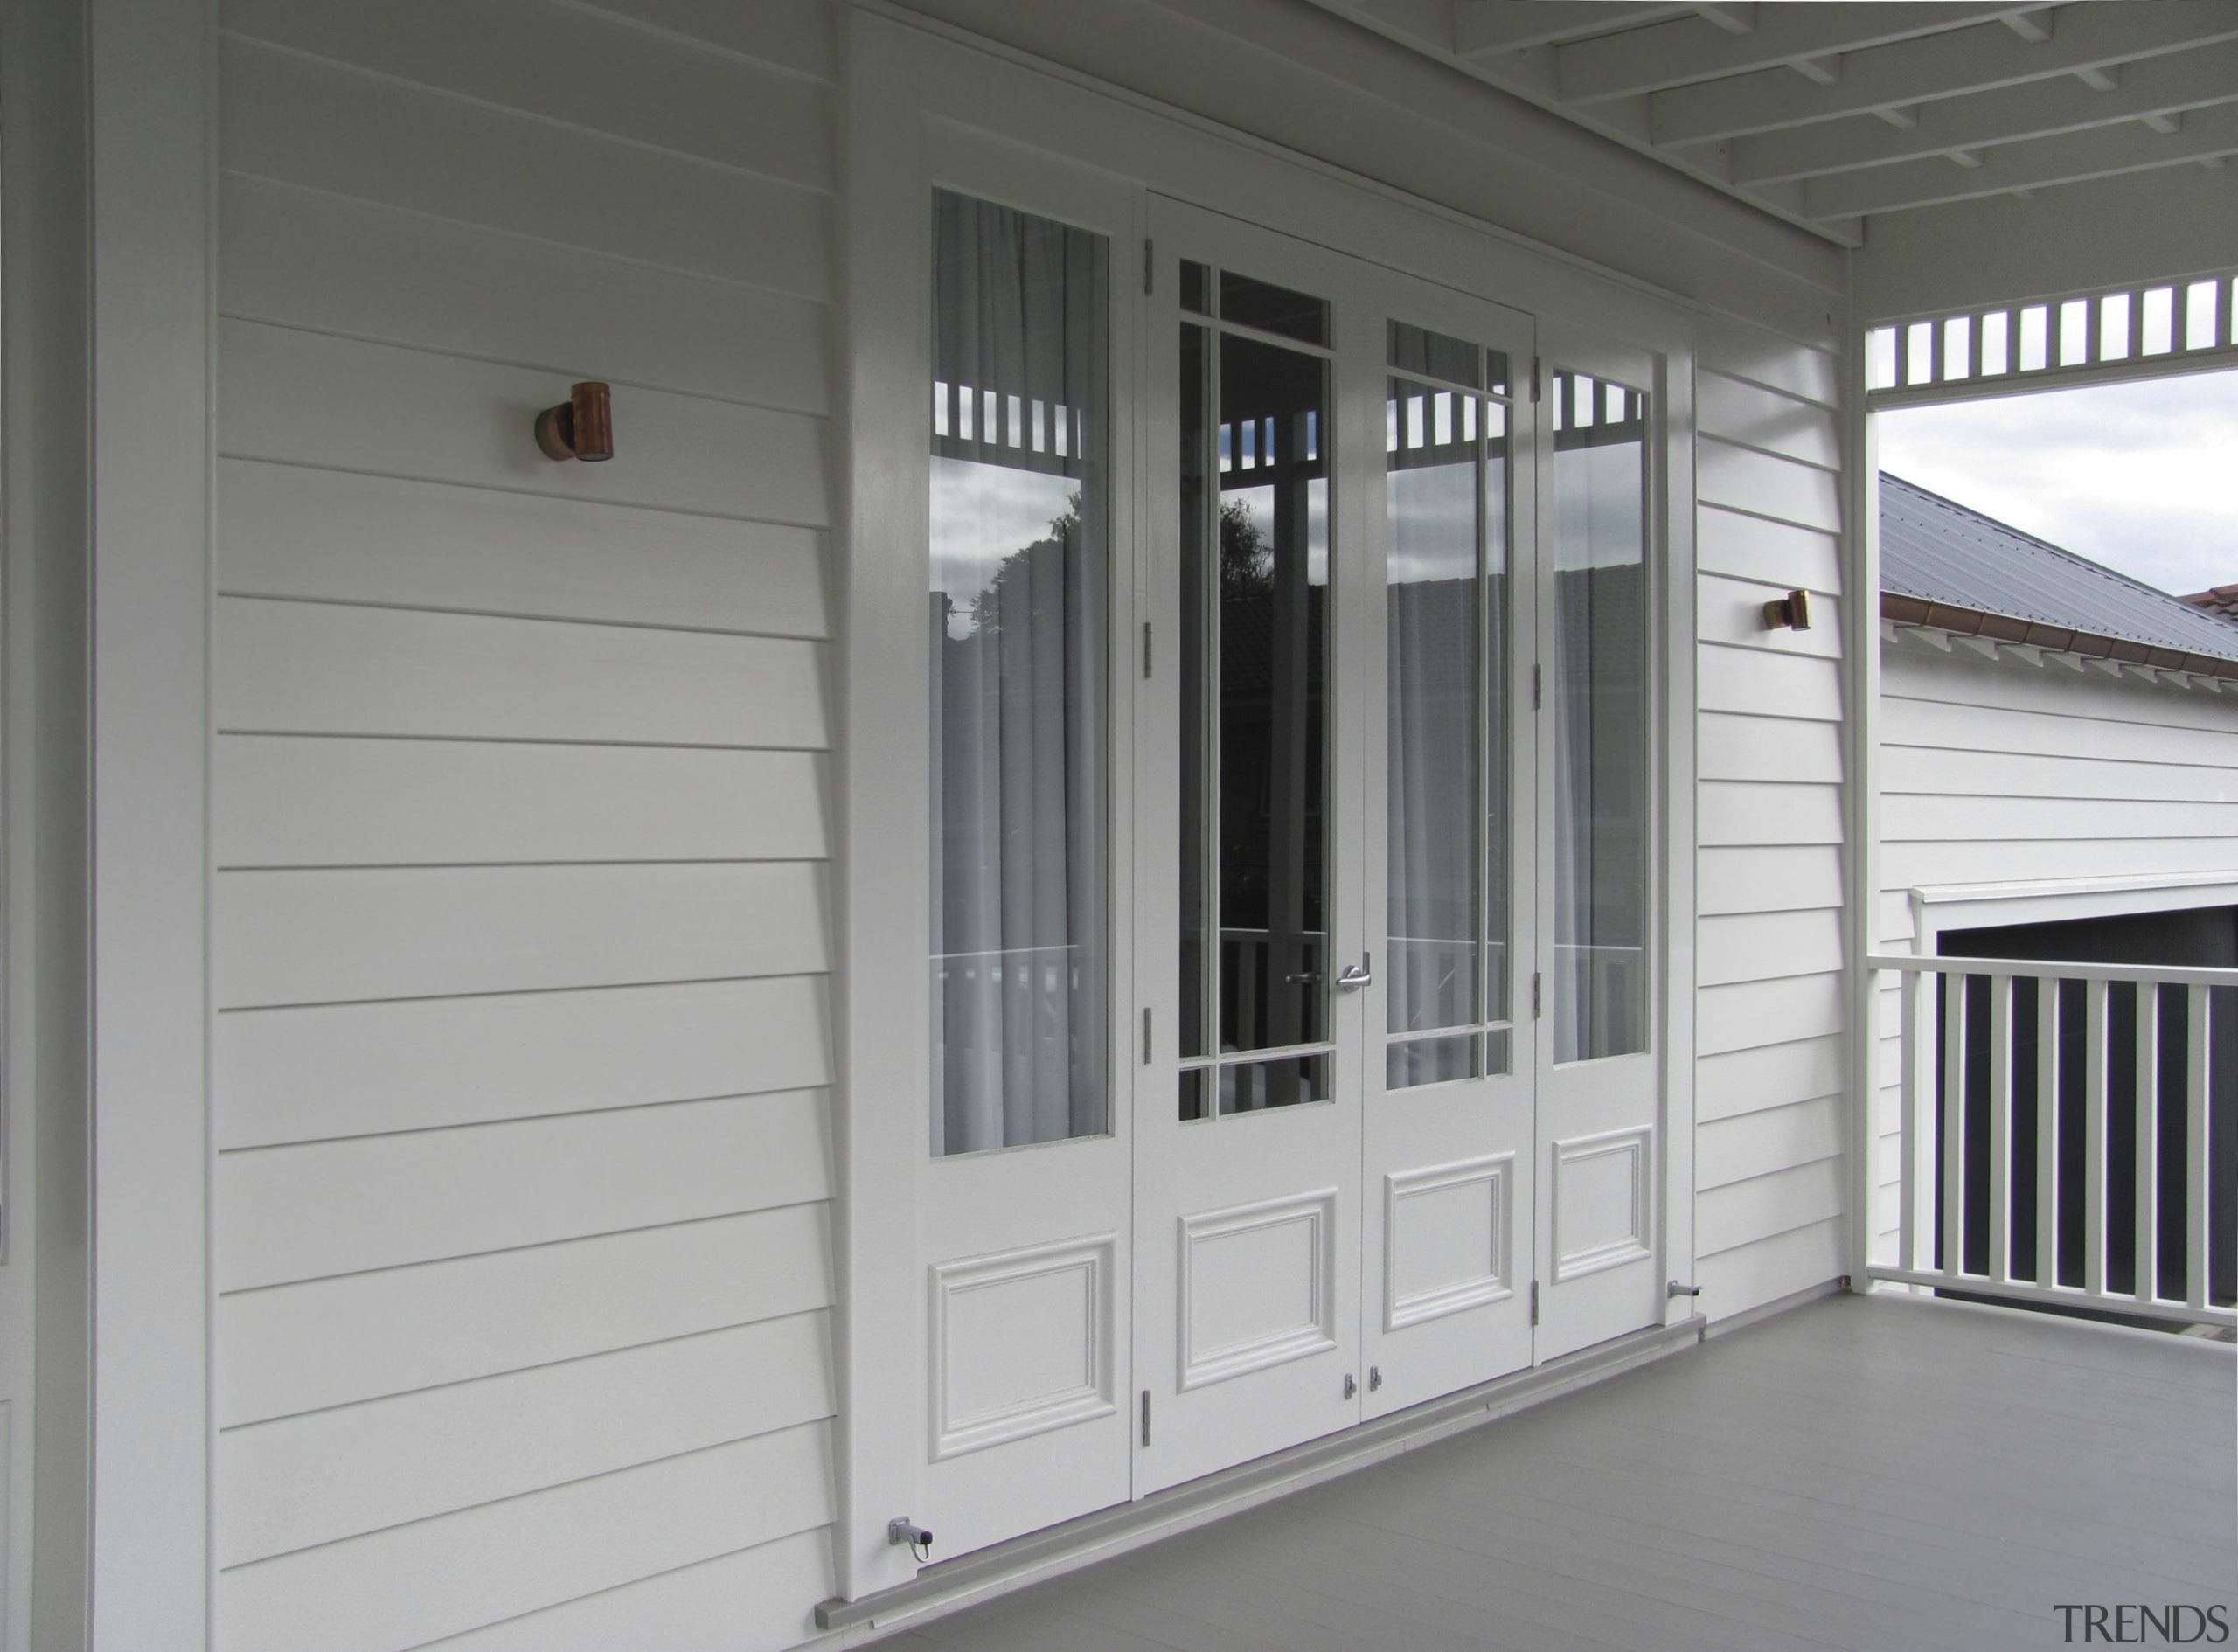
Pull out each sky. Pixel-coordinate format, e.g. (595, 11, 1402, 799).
(1875, 367, 2238, 599)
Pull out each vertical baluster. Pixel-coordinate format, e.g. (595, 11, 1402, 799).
(2188, 982, 2210, 1313)
(2136, 979, 2161, 1304)
(1899, 966, 1921, 1273)
(1943, 970, 1968, 1278)
(2036, 975, 2059, 1288)
(2085, 978, 2109, 1297)
(1909, 968, 1936, 1279)
(1988, 973, 2013, 1282)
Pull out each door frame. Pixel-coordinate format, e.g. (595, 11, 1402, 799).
(840, 9, 1698, 1602)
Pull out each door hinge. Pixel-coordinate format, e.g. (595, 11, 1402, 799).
(1144, 239, 1154, 296)
(1142, 1007, 1153, 1065)
(1530, 1280, 1540, 1326)
(1531, 357, 1543, 402)
(1141, 1389, 1152, 1446)
(1533, 972, 1542, 1019)
(1143, 620, 1153, 678)
(1533, 663, 1542, 710)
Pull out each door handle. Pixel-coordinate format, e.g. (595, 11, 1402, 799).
(1336, 957, 1373, 990)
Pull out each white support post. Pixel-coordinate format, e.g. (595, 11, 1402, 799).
(87, 0, 215, 1644)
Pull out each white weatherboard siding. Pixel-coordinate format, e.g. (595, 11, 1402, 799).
(209, 3, 839, 1649)
(1693, 318, 1852, 1322)
(1871, 646, 2238, 1261)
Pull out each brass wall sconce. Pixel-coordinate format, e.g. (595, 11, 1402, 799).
(535, 380, 615, 462)
(1763, 588, 1811, 631)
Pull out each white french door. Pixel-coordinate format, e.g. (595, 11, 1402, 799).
(906, 178, 1666, 1563)
(1134, 204, 1370, 1491)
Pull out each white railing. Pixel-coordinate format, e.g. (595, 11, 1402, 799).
(1869, 954, 2236, 1329)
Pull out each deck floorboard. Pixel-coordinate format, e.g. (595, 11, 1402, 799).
(886, 1293, 2237, 1650)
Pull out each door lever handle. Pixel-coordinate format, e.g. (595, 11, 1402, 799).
(1336, 957, 1373, 990)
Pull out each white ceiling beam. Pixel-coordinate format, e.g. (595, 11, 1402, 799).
(1853, 162, 2238, 321)
(1729, 40, 2238, 184)
(1552, 3, 2030, 104)
(2000, 9, 2054, 44)
(1449, 2, 1684, 57)
(1648, 3, 2238, 144)
(1802, 98, 2238, 217)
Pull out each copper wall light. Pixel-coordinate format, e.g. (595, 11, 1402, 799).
(1762, 588, 1811, 631)
(535, 380, 615, 462)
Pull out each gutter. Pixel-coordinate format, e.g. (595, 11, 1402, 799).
(1880, 591, 2238, 681)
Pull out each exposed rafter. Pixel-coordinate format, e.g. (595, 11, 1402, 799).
(1727, 41, 2238, 183)
(1645, 3, 2238, 146)
(1806, 101, 2238, 216)
(1551, 3, 2032, 104)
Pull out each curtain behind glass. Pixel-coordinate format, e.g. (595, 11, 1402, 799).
(929, 192, 1109, 1155)
(1551, 372, 1649, 1064)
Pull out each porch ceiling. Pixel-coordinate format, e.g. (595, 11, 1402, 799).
(1306, 2, 2238, 316)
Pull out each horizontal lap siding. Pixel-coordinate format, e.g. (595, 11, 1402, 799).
(1692, 336, 1851, 1322)
(212, 3, 840, 1649)
(1871, 647, 2238, 1263)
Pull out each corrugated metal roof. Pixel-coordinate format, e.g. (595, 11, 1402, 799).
(1880, 474, 2238, 664)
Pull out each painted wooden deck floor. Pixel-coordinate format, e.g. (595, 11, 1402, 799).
(890, 1293, 2237, 1652)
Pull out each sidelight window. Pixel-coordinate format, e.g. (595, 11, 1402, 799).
(1550, 369, 1651, 1063)
(928, 191, 1110, 1155)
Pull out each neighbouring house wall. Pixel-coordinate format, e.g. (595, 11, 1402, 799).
(208, 3, 842, 1648)
(1690, 320, 1852, 1322)
(1871, 642, 2238, 1261)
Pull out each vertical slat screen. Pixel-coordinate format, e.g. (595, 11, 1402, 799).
(1866, 267, 2238, 398)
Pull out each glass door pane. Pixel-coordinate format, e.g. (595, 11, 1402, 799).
(1385, 321, 1514, 1089)
(1178, 266, 1334, 1114)
(928, 191, 1109, 1154)
(1549, 370, 1649, 1063)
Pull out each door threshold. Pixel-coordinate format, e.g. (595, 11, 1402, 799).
(816, 1313, 1706, 1642)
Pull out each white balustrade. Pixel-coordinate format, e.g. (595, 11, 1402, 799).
(1870, 954, 2235, 1329)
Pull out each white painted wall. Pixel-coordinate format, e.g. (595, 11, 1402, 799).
(208, 3, 841, 1648)
(1869, 641, 2238, 1262)
(0, 0, 1870, 1642)
(1689, 319, 1854, 1322)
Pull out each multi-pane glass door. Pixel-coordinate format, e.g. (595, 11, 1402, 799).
(1177, 263, 1338, 1117)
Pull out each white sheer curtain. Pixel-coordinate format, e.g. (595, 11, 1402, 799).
(1550, 373, 1649, 1064)
(928, 192, 1109, 1156)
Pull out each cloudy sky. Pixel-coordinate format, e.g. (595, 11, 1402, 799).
(1876, 367, 2238, 598)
